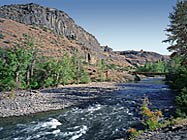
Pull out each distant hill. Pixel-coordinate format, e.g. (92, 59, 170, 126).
(114, 50, 169, 66)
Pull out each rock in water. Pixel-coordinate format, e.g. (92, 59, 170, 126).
(134, 74, 141, 81)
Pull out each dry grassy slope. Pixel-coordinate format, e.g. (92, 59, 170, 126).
(0, 18, 85, 58)
(0, 18, 134, 82)
(0, 18, 132, 66)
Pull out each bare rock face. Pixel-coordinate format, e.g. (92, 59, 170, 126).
(0, 3, 101, 53)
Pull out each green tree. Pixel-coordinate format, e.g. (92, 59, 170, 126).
(164, 1, 187, 117)
(163, 0, 187, 63)
(60, 53, 75, 85)
(12, 47, 32, 89)
(176, 87, 187, 117)
(0, 48, 32, 91)
(97, 59, 108, 81)
(0, 49, 16, 91)
(33, 58, 58, 88)
(72, 51, 90, 84)
(137, 61, 168, 73)
(23, 35, 39, 88)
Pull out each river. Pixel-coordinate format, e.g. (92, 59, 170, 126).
(0, 77, 175, 140)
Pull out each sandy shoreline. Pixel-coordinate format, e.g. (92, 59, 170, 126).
(0, 82, 118, 118)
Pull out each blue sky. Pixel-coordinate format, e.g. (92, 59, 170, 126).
(0, 0, 176, 54)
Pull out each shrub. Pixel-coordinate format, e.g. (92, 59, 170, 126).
(80, 71, 91, 84)
(0, 77, 16, 91)
(42, 26, 48, 32)
(30, 81, 39, 89)
(141, 97, 163, 130)
(165, 56, 187, 117)
(0, 19, 4, 23)
(44, 77, 54, 87)
(0, 33, 4, 39)
(3, 40, 11, 44)
(12, 34, 17, 38)
(127, 128, 143, 139)
(176, 87, 187, 117)
(137, 60, 168, 73)
(22, 33, 29, 38)
(7, 91, 16, 99)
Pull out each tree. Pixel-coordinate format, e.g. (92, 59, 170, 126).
(12, 47, 32, 89)
(23, 35, 38, 88)
(31, 57, 58, 88)
(97, 59, 108, 81)
(136, 61, 168, 73)
(60, 53, 75, 85)
(0, 49, 16, 91)
(72, 51, 86, 84)
(0, 48, 32, 90)
(163, 0, 187, 64)
(163, 1, 187, 117)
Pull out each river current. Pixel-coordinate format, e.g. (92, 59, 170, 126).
(0, 77, 175, 140)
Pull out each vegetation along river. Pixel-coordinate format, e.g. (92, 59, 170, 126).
(0, 77, 176, 140)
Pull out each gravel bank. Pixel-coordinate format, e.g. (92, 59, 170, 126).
(0, 82, 118, 118)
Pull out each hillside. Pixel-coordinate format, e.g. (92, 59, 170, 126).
(0, 3, 132, 66)
(115, 50, 169, 66)
(0, 3, 168, 74)
(0, 3, 101, 53)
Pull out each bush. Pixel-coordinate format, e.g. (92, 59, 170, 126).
(42, 26, 48, 32)
(30, 81, 39, 89)
(80, 71, 91, 84)
(7, 91, 16, 99)
(137, 60, 168, 73)
(127, 128, 143, 139)
(141, 97, 163, 130)
(0, 77, 16, 91)
(0, 33, 4, 39)
(176, 87, 187, 117)
(44, 77, 54, 87)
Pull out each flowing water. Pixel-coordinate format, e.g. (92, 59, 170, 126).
(0, 77, 175, 140)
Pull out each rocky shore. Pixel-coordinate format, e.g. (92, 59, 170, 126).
(0, 82, 118, 118)
(135, 123, 187, 140)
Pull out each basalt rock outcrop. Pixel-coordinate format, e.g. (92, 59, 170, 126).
(0, 3, 101, 53)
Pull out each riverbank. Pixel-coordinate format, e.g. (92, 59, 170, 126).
(0, 82, 118, 118)
(134, 119, 187, 140)
(0, 77, 177, 140)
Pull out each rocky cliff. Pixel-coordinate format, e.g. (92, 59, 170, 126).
(0, 3, 101, 53)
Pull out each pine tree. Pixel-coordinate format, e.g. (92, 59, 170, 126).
(163, 0, 187, 63)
